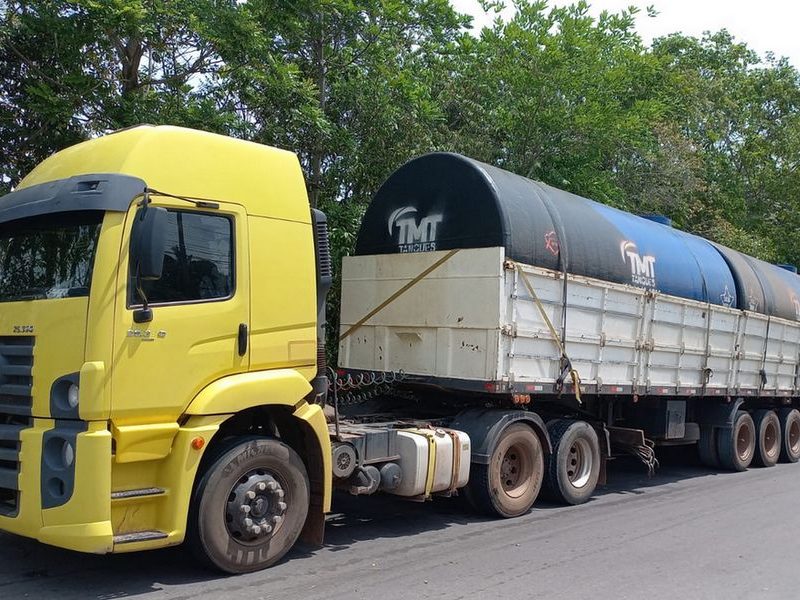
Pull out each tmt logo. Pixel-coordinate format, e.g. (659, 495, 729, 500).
(620, 240, 656, 288)
(388, 206, 443, 253)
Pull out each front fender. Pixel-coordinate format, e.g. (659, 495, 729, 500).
(185, 369, 312, 415)
(184, 368, 332, 516)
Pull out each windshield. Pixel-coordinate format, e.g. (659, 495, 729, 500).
(0, 211, 104, 302)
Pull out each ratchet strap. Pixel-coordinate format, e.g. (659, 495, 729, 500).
(446, 429, 462, 494)
(339, 249, 460, 342)
(424, 432, 437, 498)
(514, 262, 582, 405)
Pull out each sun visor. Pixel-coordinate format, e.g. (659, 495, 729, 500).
(0, 173, 146, 224)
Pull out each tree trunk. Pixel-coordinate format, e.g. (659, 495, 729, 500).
(119, 37, 144, 96)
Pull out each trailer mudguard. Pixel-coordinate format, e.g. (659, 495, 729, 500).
(695, 398, 746, 429)
(450, 409, 552, 464)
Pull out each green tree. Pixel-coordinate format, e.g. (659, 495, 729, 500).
(654, 31, 800, 263)
(218, 0, 467, 208)
(443, 1, 669, 207)
(216, 0, 467, 355)
(0, 0, 240, 192)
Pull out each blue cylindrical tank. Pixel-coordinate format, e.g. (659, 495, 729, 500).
(355, 153, 799, 319)
(640, 214, 674, 227)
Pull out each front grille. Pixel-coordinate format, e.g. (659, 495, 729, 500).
(0, 336, 34, 516)
(0, 336, 34, 417)
(0, 413, 29, 516)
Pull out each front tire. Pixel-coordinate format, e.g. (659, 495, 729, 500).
(188, 437, 310, 573)
(465, 423, 544, 517)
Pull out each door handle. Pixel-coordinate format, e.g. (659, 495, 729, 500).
(237, 323, 248, 357)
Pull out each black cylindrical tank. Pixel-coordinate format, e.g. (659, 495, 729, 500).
(355, 153, 800, 320)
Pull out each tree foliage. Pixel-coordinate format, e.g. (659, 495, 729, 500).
(0, 0, 240, 189)
(3, 0, 800, 352)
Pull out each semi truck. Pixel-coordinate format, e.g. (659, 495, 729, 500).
(0, 125, 799, 573)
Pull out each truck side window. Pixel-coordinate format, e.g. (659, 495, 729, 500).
(133, 210, 234, 304)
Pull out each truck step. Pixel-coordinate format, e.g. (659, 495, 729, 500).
(113, 530, 168, 545)
(111, 487, 166, 500)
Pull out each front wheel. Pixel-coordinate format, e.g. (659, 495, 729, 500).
(188, 437, 310, 573)
(465, 423, 544, 518)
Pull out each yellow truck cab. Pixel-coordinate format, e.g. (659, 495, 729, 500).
(0, 125, 333, 573)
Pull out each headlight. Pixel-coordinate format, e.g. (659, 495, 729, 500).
(67, 383, 79, 408)
(61, 440, 75, 467)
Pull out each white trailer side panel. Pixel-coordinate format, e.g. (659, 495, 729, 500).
(339, 247, 800, 398)
(338, 247, 505, 382)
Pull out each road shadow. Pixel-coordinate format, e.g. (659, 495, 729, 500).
(0, 446, 743, 598)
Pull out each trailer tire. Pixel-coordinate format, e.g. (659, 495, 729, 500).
(778, 408, 800, 463)
(716, 411, 756, 472)
(541, 420, 600, 505)
(187, 437, 309, 573)
(464, 423, 543, 518)
(752, 409, 781, 468)
(697, 426, 719, 468)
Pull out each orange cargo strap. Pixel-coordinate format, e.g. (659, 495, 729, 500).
(513, 262, 582, 405)
(339, 249, 460, 342)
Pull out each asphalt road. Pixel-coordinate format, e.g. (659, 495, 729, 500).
(2, 448, 799, 600)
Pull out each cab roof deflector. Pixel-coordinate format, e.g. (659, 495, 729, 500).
(0, 173, 146, 225)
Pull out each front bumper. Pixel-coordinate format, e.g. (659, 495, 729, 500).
(0, 418, 114, 553)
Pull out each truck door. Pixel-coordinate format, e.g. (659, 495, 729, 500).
(111, 200, 250, 424)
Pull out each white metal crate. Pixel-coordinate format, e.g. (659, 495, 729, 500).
(339, 247, 800, 397)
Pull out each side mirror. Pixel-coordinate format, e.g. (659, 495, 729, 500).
(131, 207, 169, 280)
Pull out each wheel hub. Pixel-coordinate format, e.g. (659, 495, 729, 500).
(737, 424, 753, 461)
(566, 438, 593, 488)
(499, 442, 534, 499)
(790, 420, 800, 454)
(226, 471, 287, 542)
(764, 421, 779, 458)
(501, 451, 521, 489)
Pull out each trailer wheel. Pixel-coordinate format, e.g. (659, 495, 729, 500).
(778, 408, 800, 463)
(542, 420, 600, 505)
(465, 423, 543, 518)
(752, 410, 781, 468)
(716, 411, 756, 472)
(188, 437, 309, 573)
(697, 426, 719, 468)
